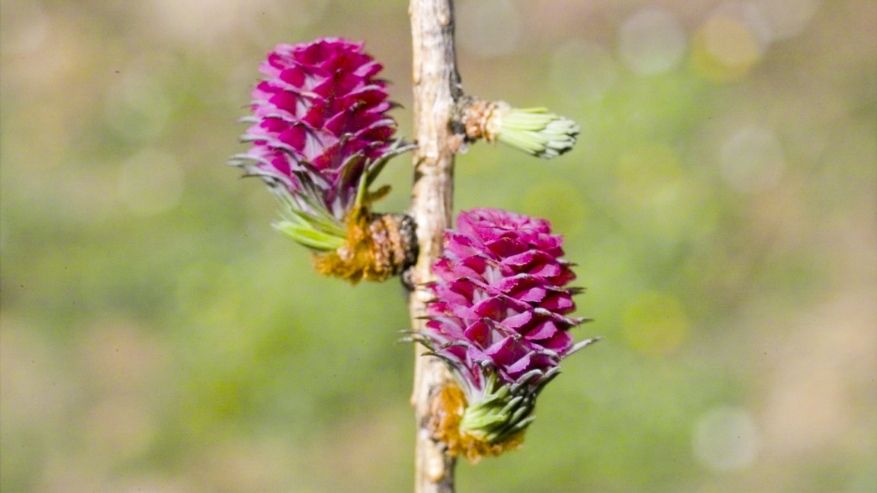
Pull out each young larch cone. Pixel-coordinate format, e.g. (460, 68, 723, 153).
(416, 208, 597, 462)
(230, 37, 416, 283)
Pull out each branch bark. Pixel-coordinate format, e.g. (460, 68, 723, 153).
(408, 0, 462, 492)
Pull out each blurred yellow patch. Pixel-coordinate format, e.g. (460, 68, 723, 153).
(691, 16, 762, 82)
(622, 291, 689, 355)
(430, 383, 524, 463)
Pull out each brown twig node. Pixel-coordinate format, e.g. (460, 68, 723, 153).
(460, 98, 505, 143)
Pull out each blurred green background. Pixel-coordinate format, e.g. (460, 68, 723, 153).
(2, 0, 875, 492)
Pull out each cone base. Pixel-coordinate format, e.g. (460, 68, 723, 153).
(430, 383, 525, 463)
(314, 210, 417, 283)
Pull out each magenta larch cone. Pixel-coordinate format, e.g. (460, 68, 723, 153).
(417, 208, 596, 460)
(230, 38, 415, 282)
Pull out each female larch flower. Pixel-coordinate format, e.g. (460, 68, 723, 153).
(230, 37, 416, 282)
(416, 208, 596, 461)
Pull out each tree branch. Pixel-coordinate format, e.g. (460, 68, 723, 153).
(408, 0, 461, 492)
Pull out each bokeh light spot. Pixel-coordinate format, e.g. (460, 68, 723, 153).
(755, 0, 821, 41)
(720, 125, 785, 193)
(693, 406, 760, 472)
(692, 12, 764, 82)
(622, 291, 689, 355)
(714, 2, 773, 48)
(705, 18, 761, 67)
(618, 6, 687, 76)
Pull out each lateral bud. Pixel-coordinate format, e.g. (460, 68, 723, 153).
(459, 98, 580, 159)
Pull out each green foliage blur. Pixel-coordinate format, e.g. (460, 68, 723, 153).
(2, 1, 875, 492)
